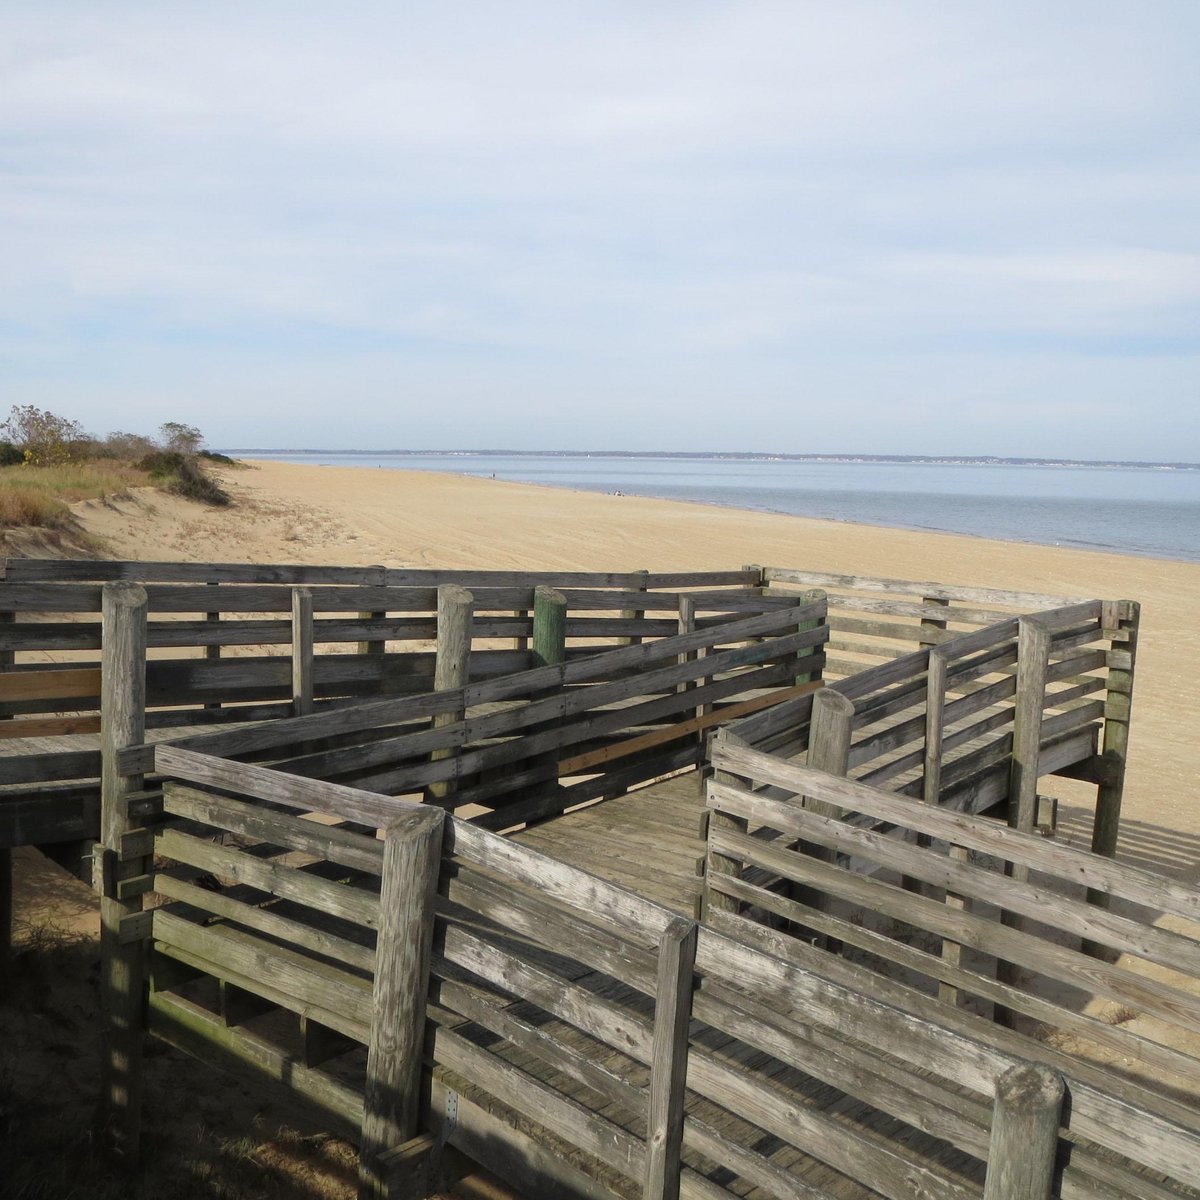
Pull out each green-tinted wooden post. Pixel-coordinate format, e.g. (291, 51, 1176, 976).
(97, 582, 149, 1165)
(531, 586, 567, 668)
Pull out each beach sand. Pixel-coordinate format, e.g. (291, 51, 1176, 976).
(75, 456, 1200, 858)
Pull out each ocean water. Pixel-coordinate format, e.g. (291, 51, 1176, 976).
(235, 451, 1200, 564)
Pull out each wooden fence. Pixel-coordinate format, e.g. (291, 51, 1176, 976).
(119, 744, 1200, 1200)
(116, 589, 828, 831)
(0, 562, 782, 842)
(704, 741, 1200, 1098)
(725, 581, 1138, 866)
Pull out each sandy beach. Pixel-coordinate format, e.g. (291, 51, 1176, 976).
(71, 456, 1199, 862)
(6, 455, 1198, 1199)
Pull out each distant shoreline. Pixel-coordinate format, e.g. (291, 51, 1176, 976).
(223, 448, 1200, 471)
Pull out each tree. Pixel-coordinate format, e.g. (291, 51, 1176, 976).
(101, 430, 157, 460)
(159, 421, 203, 457)
(1, 405, 85, 466)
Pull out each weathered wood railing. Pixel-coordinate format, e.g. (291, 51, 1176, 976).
(106, 739, 1200, 1200)
(123, 594, 828, 831)
(0, 562, 778, 843)
(704, 736, 1200, 1105)
(721, 591, 1136, 863)
(0, 560, 764, 732)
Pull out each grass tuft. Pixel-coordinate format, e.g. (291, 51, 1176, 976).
(0, 462, 150, 531)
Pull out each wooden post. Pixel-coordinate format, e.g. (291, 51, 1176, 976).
(1087, 601, 1139, 921)
(0, 845, 11, 1003)
(702, 729, 752, 919)
(527, 587, 568, 813)
(643, 917, 698, 1200)
(902, 643, 942, 895)
(426, 586, 474, 805)
(806, 687, 854, 799)
(359, 806, 445, 1200)
(793, 588, 825, 687)
(983, 1063, 1063, 1200)
(677, 597, 705, 747)
(923, 647, 947, 809)
(97, 582, 149, 1164)
(0, 610, 11, 993)
(531, 586, 567, 668)
(919, 594, 950, 648)
(996, 617, 1050, 1021)
(797, 689, 854, 950)
(927, 645, 968, 991)
(1008, 616, 1051, 844)
(619, 570, 650, 646)
(204, 579, 221, 711)
(292, 587, 315, 716)
(357, 565, 388, 657)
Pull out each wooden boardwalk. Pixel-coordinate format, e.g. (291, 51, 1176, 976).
(515, 771, 709, 916)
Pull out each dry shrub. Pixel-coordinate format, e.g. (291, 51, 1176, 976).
(0, 486, 72, 529)
(0, 461, 151, 529)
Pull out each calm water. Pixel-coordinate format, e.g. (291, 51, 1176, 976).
(236, 452, 1200, 563)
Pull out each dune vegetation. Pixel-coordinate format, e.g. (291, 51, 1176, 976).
(0, 408, 233, 536)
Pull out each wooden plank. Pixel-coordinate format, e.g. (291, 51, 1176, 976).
(154, 745, 406, 828)
(711, 820, 1200, 1039)
(453, 813, 677, 942)
(558, 682, 821, 776)
(152, 910, 372, 1038)
(152, 872, 375, 975)
(710, 779, 1200, 979)
(706, 866, 1200, 1086)
(761, 567, 1086, 611)
(162, 782, 384, 875)
(155, 827, 380, 929)
(0, 666, 102, 702)
(162, 599, 824, 761)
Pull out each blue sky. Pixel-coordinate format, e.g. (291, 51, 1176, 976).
(2, 2, 1198, 457)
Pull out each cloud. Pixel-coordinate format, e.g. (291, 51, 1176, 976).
(0, 2, 1197, 455)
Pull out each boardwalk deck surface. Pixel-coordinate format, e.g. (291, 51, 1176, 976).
(514, 771, 708, 915)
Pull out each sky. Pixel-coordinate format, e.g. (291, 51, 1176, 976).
(2, 2, 1198, 458)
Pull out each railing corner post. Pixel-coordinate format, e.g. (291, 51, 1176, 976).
(983, 1062, 1063, 1200)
